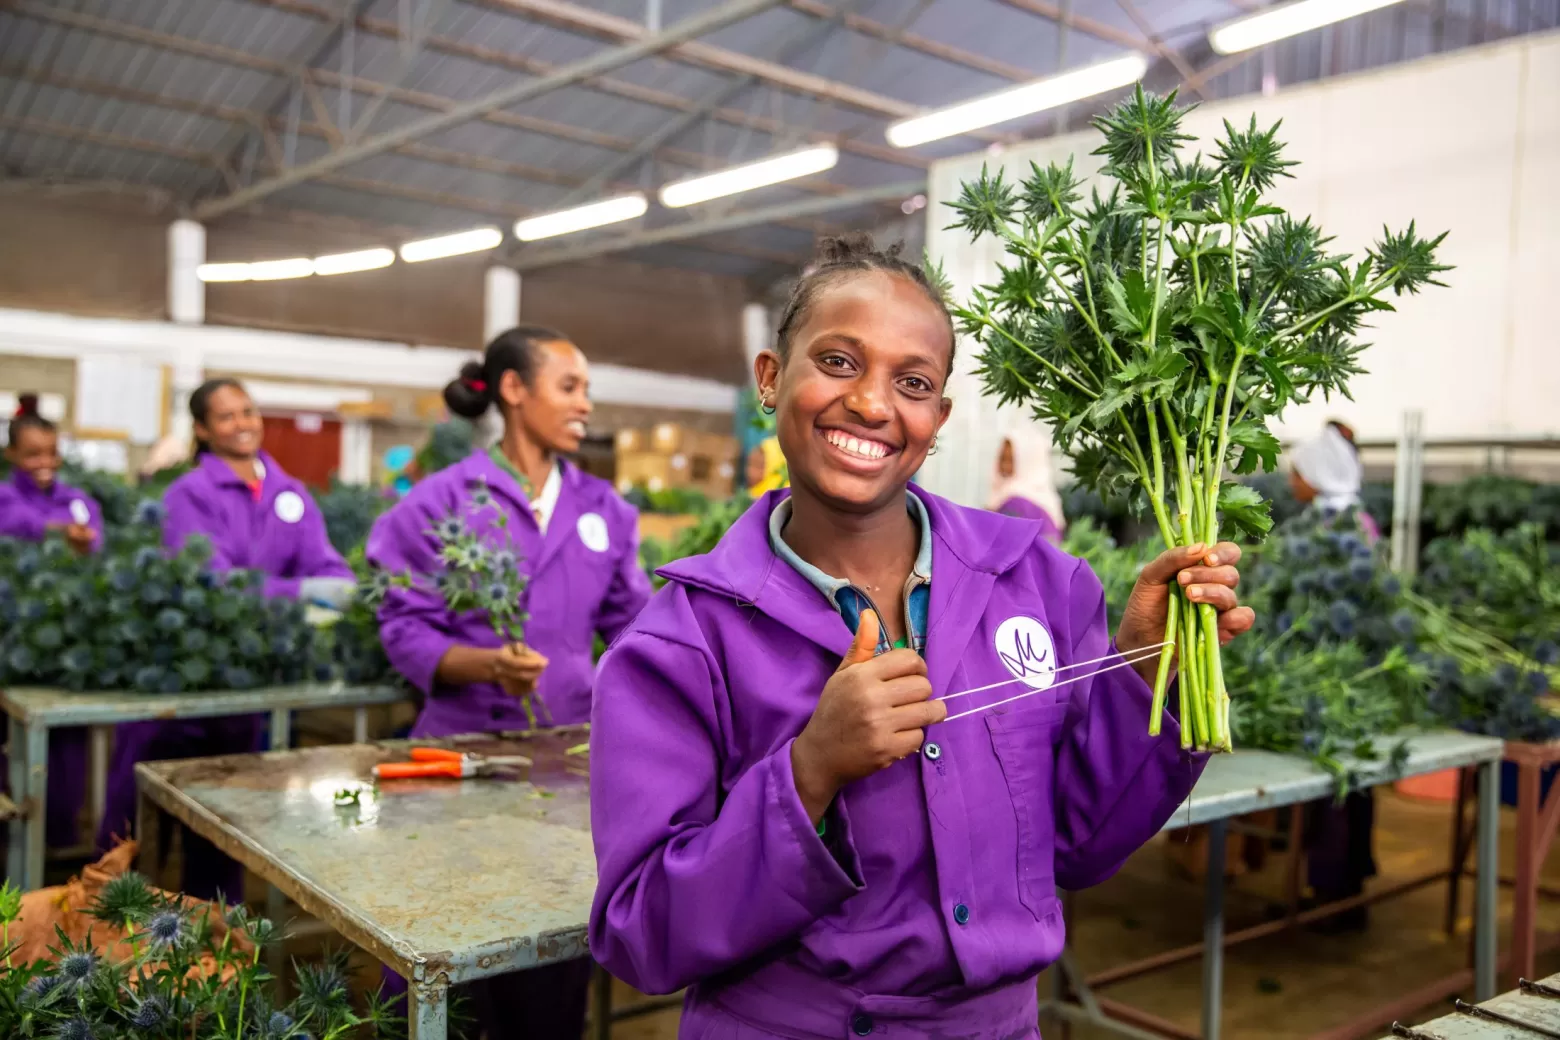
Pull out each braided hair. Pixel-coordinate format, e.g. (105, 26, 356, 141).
(774, 232, 955, 374)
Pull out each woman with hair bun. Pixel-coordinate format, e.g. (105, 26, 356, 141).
(366, 325, 651, 1037)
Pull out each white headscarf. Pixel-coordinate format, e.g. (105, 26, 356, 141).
(1291, 424, 1363, 511)
(988, 422, 1066, 530)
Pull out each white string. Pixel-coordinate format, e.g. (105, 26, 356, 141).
(939, 647, 1167, 725)
(937, 641, 1171, 703)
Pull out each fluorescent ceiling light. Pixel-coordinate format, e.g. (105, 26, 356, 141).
(247, 258, 315, 281)
(515, 194, 648, 242)
(1210, 0, 1406, 55)
(887, 54, 1149, 148)
(399, 227, 504, 263)
(659, 145, 839, 208)
(312, 247, 395, 276)
(196, 263, 253, 283)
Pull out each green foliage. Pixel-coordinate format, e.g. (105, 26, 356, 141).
(0, 502, 334, 694)
(640, 495, 753, 585)
(0, 871, 427, 1038)
(1059, 518, 1154, 632)
(1422, 474, 1560, 540)
(1416, 523, 1560, 675)
(314, 479, 393, 555)
(414, 421, 476, 478)
(621, 486, 712, 516)
(947, 86, 1449, 751)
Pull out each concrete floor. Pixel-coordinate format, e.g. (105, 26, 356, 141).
(599, 788, 1560, 1040)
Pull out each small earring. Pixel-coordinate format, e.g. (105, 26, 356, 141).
(928, 437, 940, 456)
(760, 393, 776, 415)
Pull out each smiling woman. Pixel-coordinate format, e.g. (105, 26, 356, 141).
(586, 233, 1255, 1040)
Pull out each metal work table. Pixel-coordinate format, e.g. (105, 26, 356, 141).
(1376, 972, 1560, 1039)
(134, 730, 592, 1040)
(1044, 730, 1506, 1040)
(3, 681, 411, 889)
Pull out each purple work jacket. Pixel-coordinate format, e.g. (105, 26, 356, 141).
(589, 487, 1206, 1039)
(161, 452, 351, 598)
(366, 452, 651, 735)
(0, 471, 103, 551)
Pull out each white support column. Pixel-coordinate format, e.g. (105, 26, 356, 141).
(167, 220, 206, 325)
(340, 418, 373, 485)
(483, 266, 521, 344)
(741, 302, 770, 378)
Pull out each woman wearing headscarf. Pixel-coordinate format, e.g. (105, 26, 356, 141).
(745, 436, 788, 498)
(987, 423, 1065, 544)
(1288, 420, 1380, 542)
(96, 377, 355, 902)
(1, 398, 102, 850)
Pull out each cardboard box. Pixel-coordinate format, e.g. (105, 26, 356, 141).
(615, 428, 645, 453)
(614, 452, 675, 494)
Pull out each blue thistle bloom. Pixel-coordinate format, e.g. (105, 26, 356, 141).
(222, 666, 257, 689)
(132, 546, 161, 571)
(8, 645, 38, 674)
(484, 581, 513, 608)
(133, 666, 165, 692)
(31, 623, 64, 650)
(268, 1011, 296, 1035)
(57, 951, 98, 985)
(1347, 558, 1375, 584)
(1525, 671, 1550, 696)
(24, 974, 62, 1001)
(1321, 569, 1347, 595)
(1380, 575, 1402, 597)
(134, 499, 165, 526)
(55, 1019, 94, 1040)
(1495, 663, 1520, 686)
(1336, 532, 1363, 556)
(1274, 611, 1294, 635)
(1327, 600, 1358, 638)
(60, 647, 93, 674)
(1390, 610, 1417, 637)
(434, 517, 466, 542)
(470, 482, 494, 509)
(1292, 573, 1317, 596)
(1534, 641, 1560, 666)
(109, 566, 137, 592)
(155, 608, 186, 633)
(491, 548, 518, 571)
(131, 996, 168, 1029)
(197, 570, 217, 589)
(146, 910, 185, 946)
(14, 549, 40, 577)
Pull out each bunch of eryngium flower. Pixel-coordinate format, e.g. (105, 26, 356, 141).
(948, 87, 1449, 751)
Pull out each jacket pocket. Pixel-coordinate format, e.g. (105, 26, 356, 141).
(986, 705, 1067, 920)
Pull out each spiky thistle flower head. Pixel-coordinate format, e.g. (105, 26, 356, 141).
(1090, 85, 1195, 173)
(145, 910, 186, 947)
(54, 1018, 95, 1040)
(88, 870, 157, 927)
(56, 951, 98, 986)
(1211, 114, 1297, 192)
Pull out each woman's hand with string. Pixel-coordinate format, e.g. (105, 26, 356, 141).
(1116, 542, 1255, 685)
(791, 610, 945, 826)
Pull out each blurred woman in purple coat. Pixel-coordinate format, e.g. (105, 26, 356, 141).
(988, 423, 1065, 544)
(588, 235, 1256, 1039)
(96, 378, 355, 901)
(366, 325, 651, 1037)
(2, 398, 103, 849)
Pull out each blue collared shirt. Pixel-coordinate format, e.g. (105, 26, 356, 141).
(768, 493, 932, 656)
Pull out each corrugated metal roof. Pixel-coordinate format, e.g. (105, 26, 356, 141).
(2, 0, 1556, 280)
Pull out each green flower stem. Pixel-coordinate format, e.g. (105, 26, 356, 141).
(1149, 591, 1179, 738)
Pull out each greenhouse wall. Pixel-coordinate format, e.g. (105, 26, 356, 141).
(919, 30, 1560, 508)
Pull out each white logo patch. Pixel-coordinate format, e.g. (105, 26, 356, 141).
(994, 616, 1057, 690)
(576, 512, 610, 553)
(274, 490, 306, 524)
(68, 499, 91, 525)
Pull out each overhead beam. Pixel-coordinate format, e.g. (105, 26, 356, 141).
(783, 0, 1033, 82)
(1114, 0, 1207, 99)
(991, 0, 1148, 51)
(465, 0, 1009, 141)
(192, 0, 786, 219)
(0, 63, 865, 243)
(237, 0, 929, 170)
(2, 113, 823, 270)
(512, 180, 924, 272)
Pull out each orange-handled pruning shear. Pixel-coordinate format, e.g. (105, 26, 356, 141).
(373, 747, 532, 780)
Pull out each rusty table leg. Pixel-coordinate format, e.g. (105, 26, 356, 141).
(1445, 766, 1472, 937)
(135, 787, 162, 888)
(88, 725, 109, 844)
(1513, 761, 1541, 987)
(1476, 759, 1499, 1001)
(17, 721, 48, 890)
(409, 969, 449, 1040)
(353, 707, 369, 745)
(5, 715, 24, 885)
